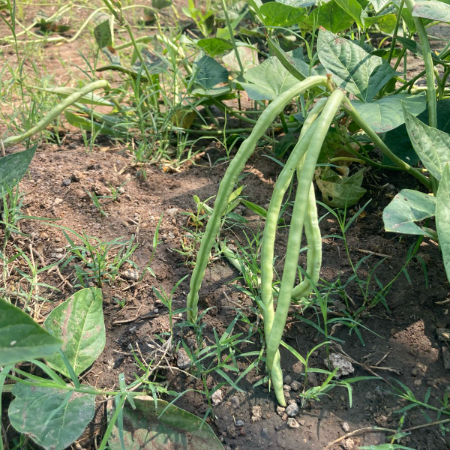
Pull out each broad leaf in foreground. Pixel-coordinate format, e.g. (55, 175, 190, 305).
(317, 29, 395, 102)
(194, 55, 229, 90)
(413, 1, 450, 23)
(0, 145, 36, 193)
(304, 0, 354, 34)
(352, 93, 426, 133)
(108, 395, 224, 450)
(260, 2, 305, 27)
(44, 288, 105, 376)
(384, 99, 450, 165)
(0, 298, 62, 365)
(223, 46, 259, 71)
(9, 383, 95, 450)
(197, 38, 233, 57)
(404, 109, 450, 182)
(437, 164, 450, 282)
(241, 57, 299, 100)
(383, 189, 436, 237)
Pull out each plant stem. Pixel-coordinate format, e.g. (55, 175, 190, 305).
(404, 0, 437, 128)
(221, 0, 245, 76)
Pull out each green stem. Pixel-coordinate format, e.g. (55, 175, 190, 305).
(266, 90, 345, 374)
(186, 76, 329, 322)
(343, 100, 431, 190)
(2, 80, 111, 147)
(404, 0, 437, 128)
(221, 0, 244, 76)
(388, 0, 404, 64)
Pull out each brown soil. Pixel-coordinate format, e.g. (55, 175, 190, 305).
(2, 4, 450, 450)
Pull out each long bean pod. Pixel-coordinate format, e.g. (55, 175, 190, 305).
(186, 76, 329, 322)
(266, 90, 345, 377)
(2, 80, 111, 148)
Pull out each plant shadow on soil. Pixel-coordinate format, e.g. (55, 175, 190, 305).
(1, 138, 449, 450)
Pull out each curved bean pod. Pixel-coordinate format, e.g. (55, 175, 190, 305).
(266, 90, 345, 377)
(186, 76, 329, 322)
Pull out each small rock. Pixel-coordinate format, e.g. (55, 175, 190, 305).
(230, 395, 240, 409)
(283, 384, 291, 391)
(121, 269, 140, 282)
(292, 361, 304, 374)
(276, 406, 286, 417)
(326, 353, 355, 378)
(166, 207, 179, 216)
(437, 328, 450, 342)
(298, 419, 305, 426)
(282, 413, 288, 421)
(50, 253, 64, 259)
(153, 308, 159, 314)
(211, 389, 224, 406)
(291, 380, 301, 391)
(306, 372, 318, 386)
(227, 424, 237, 439)
(251, 405, 262, 422)
(62, 178, 71, 186)
(287, 418, 299, 429)
(284, 391, 291, 399)
(343, 438, 355, 450)
(286, 403, 299, 417)
(176, 348, 191, 370)
(443, 346, 450, 370)
(341, 422, 350, 432)
(54, 198, 63, 206)
(261, 428, 269, 439)
(235, 420, 244, 428)
(283, 375, 292, 385)
(71, 171, 83, 182)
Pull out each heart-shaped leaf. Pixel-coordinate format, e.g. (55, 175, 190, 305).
(0, 298, 62, 365)
(44, 288, 105, 376)
(9, 383, 95, 450)
(437, 164, 450, 282)
(404, 108, 450, 181)
(194, 55, 229, 89)
(108, 395, 224, 450)
(413, 1, 450, 23)
(351, 93, 426, 133)
(197, 38, 234, 57)
(0, 146, 36, 193)
(383, 189, 436, 237)
(317, 29, 396, 102)
(304, 0, 355, 33)
(240, 56, 299, 100)
(223, 46, 259, 71)
(260, 2, 305, 27)
(383, 99, 450, 165)
(316, 167, 367, 208)
(334, 0, 364, 27)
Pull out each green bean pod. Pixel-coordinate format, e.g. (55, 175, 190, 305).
(2, 80, 111, 148)
(266, 90, 345, 376)
(186, 76, 329, 322)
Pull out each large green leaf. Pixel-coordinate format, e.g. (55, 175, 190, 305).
(404, 109, 450, 181)
(303, 0, 355, 33)
(351, 93, 426, 133)
(316, 167, 367, 208)
(0, 145, 36, 191)
(334, 0, 364, 27)
(223, 46, 259, 71)
(44, 288, 105, 377)
(197, 38, 233, 57)
(94, 19, 112, 48)
(317, 29, 396, 102)
(260, 2, 305, 27)
(367, 0, 392, 13)
(240, 57, 299, 100)
(0, 298, 62, 365)
(108, 395, 224, 450)
(383, 189, 436, 237)
(413, 1, 450, 22)
(194, 55, 229, 89)
(9, 383, 95, 450)
(437, 164, 450, 282)
(384, 99, 450, 165)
